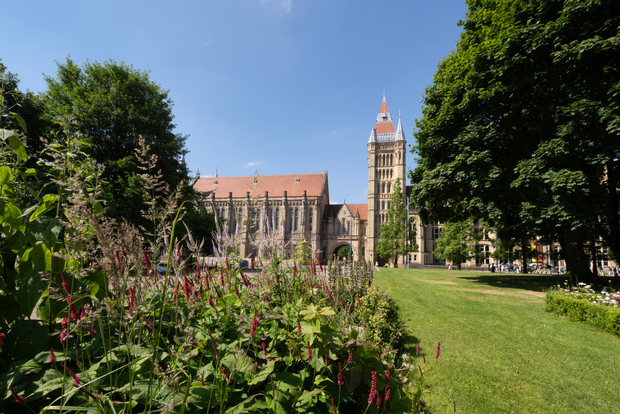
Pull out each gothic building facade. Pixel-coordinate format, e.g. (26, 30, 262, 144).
(193, 97, 575, 269)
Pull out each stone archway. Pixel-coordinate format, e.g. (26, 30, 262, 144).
(333, 244, 351, 261)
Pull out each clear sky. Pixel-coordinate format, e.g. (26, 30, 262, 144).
(2, 0, 466, 204)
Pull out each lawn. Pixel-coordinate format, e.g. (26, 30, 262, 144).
(374, 268, 620, 414)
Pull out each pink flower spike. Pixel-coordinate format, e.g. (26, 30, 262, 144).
(297, 319, 302, 335)
(129, 288, 136, 311)
(262, 341, 267, 356)
(347, 350, 353, 364)
(307, 342, 312, 361)
(337, 363, 344, 386)
(50, 348, 56, 363)
(416, 342, 420, 355)
(368, 370, 378, 405)
(0, 332, 4, 350)
(9, 386, 25, 404)
(436, 341, 441, 360)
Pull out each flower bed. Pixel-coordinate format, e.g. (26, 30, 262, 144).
(0, 258, 432, 412)
(545, 283, 620, 336)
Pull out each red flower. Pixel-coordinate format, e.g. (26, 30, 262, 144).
(221, 366, 232, 383)
(129, 288, 136, 311)
(368, 370, 378, 405)
(143, 251, 151, 269)
(307, 342, 312, 361)
(435, 341, 441, 360)
(9, 386, 24, 404)
(66, 366, 80, 386)
(262, 342, 267, 356)
(347, 350, 353, 364)
(337, 363, 344, 386)
(416, 342, 420, 355)
(250, 312, 259, 337)
(297, 319, 302, 335)
(0, 332, 4, 350)
(50, 348, 56, 363)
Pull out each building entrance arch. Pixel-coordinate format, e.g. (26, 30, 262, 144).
(332, 243, 352, 261)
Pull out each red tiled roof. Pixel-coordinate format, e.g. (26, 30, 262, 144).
(380, 99, 389, 114)
(347, 204, 368, 221)
(194, 172, 328, 199)
(375, 122, 395, 133)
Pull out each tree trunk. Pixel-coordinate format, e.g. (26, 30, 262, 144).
(559, 225, 597, 285)
(520, 237, 529, 274)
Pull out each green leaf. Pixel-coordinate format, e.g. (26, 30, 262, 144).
(9, 112, 27, 133)
(0, 165, 11, 186)
(249, 361, 275, 385)
(8, 134, 27, 162)
(30, 194, 59, 221)
(0, 128, 15, 140)
(26, 217, 62, 248)
(17, 269, 47, 317)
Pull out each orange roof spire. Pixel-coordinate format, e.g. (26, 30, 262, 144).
(375, 94, 395, 134)
(380, 93, 389, 114)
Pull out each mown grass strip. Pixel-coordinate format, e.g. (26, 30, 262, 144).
(374, 268, 620, 413)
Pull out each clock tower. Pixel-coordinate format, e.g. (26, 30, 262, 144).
(366, 95, 407, 264)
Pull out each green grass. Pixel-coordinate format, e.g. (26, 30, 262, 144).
(374, 268, 620, 414)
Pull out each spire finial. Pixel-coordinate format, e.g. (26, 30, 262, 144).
(216, 167, 218, 177)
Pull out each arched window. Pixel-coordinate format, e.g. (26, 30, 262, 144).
(308, 208, 313, 231)
(275, 208, 279, 230)
(381, 183, 385, 193)
(289, 208, 294, 232)
(381, 201, 385, 210)
(294, 208, 299, 231)
(337, 220, 341, 235)
(387, 183, 391, 193)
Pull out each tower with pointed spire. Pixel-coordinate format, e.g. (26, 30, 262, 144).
(366, 95, 407, 264)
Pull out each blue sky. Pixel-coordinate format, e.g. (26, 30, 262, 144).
(2, 0, 466, 204)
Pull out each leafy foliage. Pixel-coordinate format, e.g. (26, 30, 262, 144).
(0, 116, 428, 413)
(546, 288, 620, 336)
(355, 284, 405, 351)
(40, 58, 190, 230)
(410, 0, 620, 281)
(433, 221, 482, 270)
(377, 178, 413, 267)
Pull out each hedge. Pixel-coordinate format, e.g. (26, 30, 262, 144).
(545, 291, 620, 336)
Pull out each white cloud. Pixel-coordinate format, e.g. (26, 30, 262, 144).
(260, 0, 292, 12)
(246, 161, 260, 167)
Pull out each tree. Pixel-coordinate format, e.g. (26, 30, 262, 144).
(39, 58, 190, 228)
(410, 0, 620, 283)
(433, 221, 481, 270)
(377, 178, 414, 268)
(1, 59, 51, 158)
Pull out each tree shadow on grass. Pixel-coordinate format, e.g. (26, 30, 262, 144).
(399, 331, 421, 355)
(461, 274, 568, 293)
(462, 273, 620, 293)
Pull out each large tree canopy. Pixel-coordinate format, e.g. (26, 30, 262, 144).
(40, 58, 189, 226)
(410, 0, 620, 282)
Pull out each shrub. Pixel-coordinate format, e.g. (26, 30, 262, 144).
(355, 284, 405, 352)
(546, 290, 620, 336)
